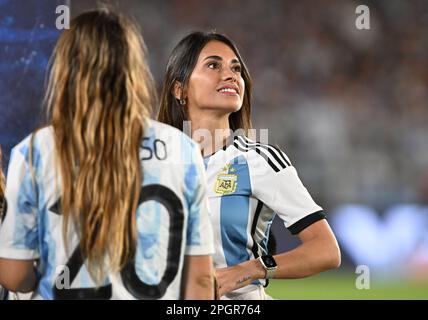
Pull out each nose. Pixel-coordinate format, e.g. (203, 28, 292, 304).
(222, 68, 237, 82)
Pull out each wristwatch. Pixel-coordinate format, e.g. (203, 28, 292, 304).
(257, 255, 277, 279)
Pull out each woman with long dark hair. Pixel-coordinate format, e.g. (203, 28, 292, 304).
(158, 32, 341, 299)
(0, 10, 214, 300)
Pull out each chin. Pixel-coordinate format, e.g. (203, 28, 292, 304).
(223, 102, 242, 113)
(205, 103, 242, 114)
(229, 105, 243, 114)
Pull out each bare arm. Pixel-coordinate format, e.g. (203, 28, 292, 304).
(0, 258, 37, 293)
(216, 219, 341, 295)
(269, 219, 341, 278)
(181, 255, 214, 300)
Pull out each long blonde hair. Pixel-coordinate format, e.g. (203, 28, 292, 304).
(45, 9, 156, 282)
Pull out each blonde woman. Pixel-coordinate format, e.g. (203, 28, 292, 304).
(0, 10, 214, 300)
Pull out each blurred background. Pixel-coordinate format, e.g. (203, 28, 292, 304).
(1, 0, 427, 299)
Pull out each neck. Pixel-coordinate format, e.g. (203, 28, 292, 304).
(188, 110, 231, 157)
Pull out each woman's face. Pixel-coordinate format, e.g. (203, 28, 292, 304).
(186, 40, 245, 114)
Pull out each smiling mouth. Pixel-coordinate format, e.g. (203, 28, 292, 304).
(217, 88, 239, 95)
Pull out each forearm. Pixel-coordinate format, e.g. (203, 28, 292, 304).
(182, 255, 214, 300)
(271, 237, 341, 279)
(217, 221, 341, 295)
(184, 273, 214, 300)
(16, 270, 37, 293)
(0, 259, 38, 293)
(244, 236, 341, 282)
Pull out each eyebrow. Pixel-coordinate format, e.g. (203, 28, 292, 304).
(203, 55, 240, 64)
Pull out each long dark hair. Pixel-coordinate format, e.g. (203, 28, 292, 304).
(158, 31, 253, 133)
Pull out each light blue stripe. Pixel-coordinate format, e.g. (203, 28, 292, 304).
(15, 136, 55, 298)
(137, 129, 162, 285)
(203, 157, 210, 170)
(13, 141, 41, 250)
(37, 197, 56, 300)
(261, 219, 274, 255)
(185, 151, 201, 246)
(220, 156, 251, 267)
(136, 202, 161, 285)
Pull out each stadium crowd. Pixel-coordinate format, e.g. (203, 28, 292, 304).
(73, 0, 428, 210)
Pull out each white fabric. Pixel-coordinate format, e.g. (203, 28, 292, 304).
(0, 120, 214, 300)
(204, 135, 322, 294)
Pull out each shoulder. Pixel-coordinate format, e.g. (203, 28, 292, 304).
(232, 135, 292, 172)
(11, 127, 54, 159)
(147, 119, 199, 151)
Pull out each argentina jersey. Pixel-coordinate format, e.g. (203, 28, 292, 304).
(0, 120, 214, 300)
(203, 135, 324, 290)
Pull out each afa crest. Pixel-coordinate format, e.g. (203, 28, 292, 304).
(214, 164, 237, 195)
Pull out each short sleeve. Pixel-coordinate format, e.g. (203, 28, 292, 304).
(249, 147, 325, 235)
(0, 141, 40, 260)
(184, 142, 214, 256)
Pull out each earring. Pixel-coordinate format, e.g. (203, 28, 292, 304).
(179, 99, 186, 106)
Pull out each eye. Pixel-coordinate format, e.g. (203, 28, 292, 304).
(207, 61, 219, 69)
(232, 64, 242, 73)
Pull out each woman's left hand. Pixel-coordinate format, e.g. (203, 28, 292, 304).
(215, 259, 265, 297)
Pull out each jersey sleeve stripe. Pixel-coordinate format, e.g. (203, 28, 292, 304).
(234, 139, 280, 172)
(250, 200, 264, 259)
(266, 144, 291, 167)
(238, 136, 286, 169)
(240, 136, 291, 168)
(287, 210, 326, 235)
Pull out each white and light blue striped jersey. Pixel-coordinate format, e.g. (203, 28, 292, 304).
(0, 120, 214, 300)
(203, 135, 324, 288)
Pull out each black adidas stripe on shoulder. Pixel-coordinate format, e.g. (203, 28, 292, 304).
(234, 136, 290, 172)
(234, 138, 280, 172)
(241, 136, 291, 167)
(233, 138, 287, 172)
